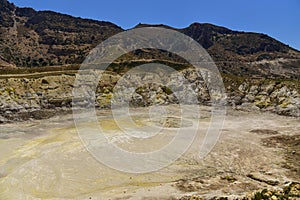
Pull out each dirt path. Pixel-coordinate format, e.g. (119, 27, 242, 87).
(0, 70, 78, 79)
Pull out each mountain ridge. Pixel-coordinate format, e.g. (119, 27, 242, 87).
(0, 0, 299, 80)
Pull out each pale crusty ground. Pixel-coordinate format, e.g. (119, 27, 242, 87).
(0, 105, 299, 200)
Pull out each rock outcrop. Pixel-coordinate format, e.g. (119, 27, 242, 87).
(0, 68, 299, 123)
(179, 182, 300, 200)
(225, 77, 300, 117)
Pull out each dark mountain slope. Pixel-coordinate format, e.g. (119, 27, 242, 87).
(0, 0, 299, 79)
(0, 0, 123, 67)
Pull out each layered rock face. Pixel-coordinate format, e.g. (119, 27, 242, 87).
(0, 69, 299, 123)
(226, 78, 300, 117)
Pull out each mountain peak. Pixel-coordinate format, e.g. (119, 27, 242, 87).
(133, 23, 175, 30)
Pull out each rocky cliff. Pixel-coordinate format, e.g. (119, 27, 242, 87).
(0, 69, 299, 123)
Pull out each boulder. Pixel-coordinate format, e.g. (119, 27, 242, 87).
(0, 115, 8, 123)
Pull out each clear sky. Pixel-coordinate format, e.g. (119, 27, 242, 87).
(9, 0, 300, 50)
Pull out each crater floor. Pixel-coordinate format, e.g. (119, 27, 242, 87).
(0, 105, 299, 199)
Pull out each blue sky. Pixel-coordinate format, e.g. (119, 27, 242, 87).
(9, 0, 300, 50)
